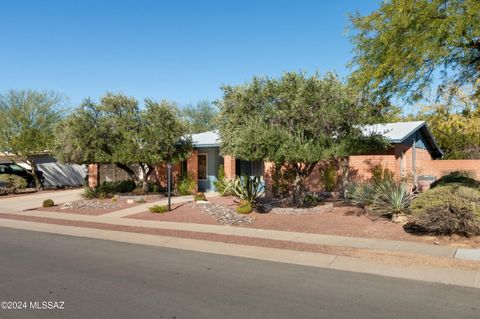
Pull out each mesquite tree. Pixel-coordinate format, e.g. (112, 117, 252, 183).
(54, 93, 192, 190)
(218, 72, 386, 206)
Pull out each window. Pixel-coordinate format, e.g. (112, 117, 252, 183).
(198, 154, 207, 180)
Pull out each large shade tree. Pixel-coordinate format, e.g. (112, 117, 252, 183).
(54, 93, 192, 190)
(217, 72, 387, 206)
(182, 100, 219, 133)
(0, 90, 65, 190)
(349, 0, 480, 102)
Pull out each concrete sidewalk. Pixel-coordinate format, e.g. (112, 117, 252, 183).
(1, 220, 479, 289)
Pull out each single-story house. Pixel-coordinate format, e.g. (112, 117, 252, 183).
(89, 121, 480, 193)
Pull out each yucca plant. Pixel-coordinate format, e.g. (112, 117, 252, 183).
(224, 175, 264, 205)
(371, 180, 416, 217)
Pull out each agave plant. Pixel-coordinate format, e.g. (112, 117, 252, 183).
(224, 175, 265, 205)
(371, 180, 416, 217)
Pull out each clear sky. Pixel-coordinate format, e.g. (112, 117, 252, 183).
(1, 0, 380, 107)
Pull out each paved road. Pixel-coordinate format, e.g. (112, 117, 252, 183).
(0, 228, 478, 319)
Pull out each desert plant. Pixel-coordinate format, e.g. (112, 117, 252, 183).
(430, 171, 480, 189)
(213, 165, 229, 195)
(236, 202, 253, 214)
(322, 164, 337, 192)
(371, 180, 415, 217)
(0, 174, 28, 194)
(303, 193, 322, 207)
(42, 199, 54, 207)
(177, 174, 196, 195)
(82, 186, 107, 199)
(224, 175, 264, 205)
(132, 187, 147, 196)
(350, 183, 377, 206)
(406, 204, 480, 237)
(194, 192, 207, 201)
(411, 185, 480, 216)
(370, 164, 395, 185)
(149, 205, 169, 213)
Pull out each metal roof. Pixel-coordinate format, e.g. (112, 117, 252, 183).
(192, 121, 443, 158)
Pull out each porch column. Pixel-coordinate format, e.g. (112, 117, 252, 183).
(263, 161, 275, 197)
(224, 155, 236, 179)
(88, 164, 99, 188)
(187, 150, 199, 192)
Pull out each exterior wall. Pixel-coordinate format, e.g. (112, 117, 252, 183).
(198, 147, 222, 192)
(187, 150, 199, 193)
(88, 164, 99, 188)
(421, 160, 480, 180)
(224, 155, 236, 180)
(153, 162, 181, 189)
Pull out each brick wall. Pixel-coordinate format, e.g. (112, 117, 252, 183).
(187, 150, 199, 192)
(152, 162, 181, 189)
(224, 155, 236, 180)
(88, 164, 99, 188)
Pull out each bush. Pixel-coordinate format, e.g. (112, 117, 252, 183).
(149, 205, 169, 213)
(213, 165, 229, 195)
(147, 182, 164, 193)
(177, 174, 196, 195)
(430, 171, 480, 189)
(371, 180, 416, 217)
(111, 180, 137, 193)
(406, 204, 480, 237)
(42, 199, 55, 207)
(236, 202, 253, 214)
(132, 187, 146, 196)
(322, 164, 337, 192)
(350, 183, 376, 206)
(194, 192, 206, 201)
(0, 174, 28, 194)
(303, 193, 322, 207)
(411, 185, 480, 216)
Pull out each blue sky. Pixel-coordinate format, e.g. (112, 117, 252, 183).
(0, 1, 380, 107)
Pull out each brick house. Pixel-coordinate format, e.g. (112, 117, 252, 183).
(89, 121, 480, 193)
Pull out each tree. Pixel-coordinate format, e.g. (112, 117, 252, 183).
(182, 100, 219, 133)
(217, 72, 386, 206)
(349, 0, 480, 102)
(55, 93, 192, 190)
(0, 90, 64, 190)
(408, 88, 480, 158)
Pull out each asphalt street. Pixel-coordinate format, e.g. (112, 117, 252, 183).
(0, 227, 478, 319)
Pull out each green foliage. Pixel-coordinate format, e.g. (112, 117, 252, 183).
(218, 72, 388, 206)
(236, 202, 253, 214)
(411, 185, 480, 216)
(54, 93, 192, 188)
(182, 100, 219, 133)
(224, 176, 264, 205)
(0, 174, 28, 194)
(370, 180, 416, 217)
(213, 165, 229, 195)
(349, 0, 480, 102)
(177, 174, 196, 195)
(270, 163, 296, 198)
(82, 180, 137, 199)
(407, 204, 480, 237)
(132, 187, 146, 196)
(430, 171, 480, 189)
(322, 164, 337, 192)
(194, 192, 207, 201)
(370, 164, 395, 185)
(350, 183, 376, 206)
(149, 205, 169, 214)
(0, 90, 65, 190)
(303, 193, 323, 207)
(42, 199, 55, 207)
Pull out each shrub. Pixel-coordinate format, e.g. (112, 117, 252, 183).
(430, 171, 480, 189)
(371, 180, 415, 217)
(149, 205, 169, 213)
(224, 176, 264, 205)
(42, 199, 54, 207)
(148, 182, 164, 193)
(322, 164, 337, 192)
(82, 186, 106, 199)
(303, 193, 322, 207)
(370, 164, 395, 185)
(110, 180, 137, 193)
(236, 202, 253, 214)
(177, 174, 196, 195)
(406, 204, 480, 237)
(194, 192, 207, 201)
(213, 165, 229, 195)
(410, 185, 480, 216)
(0, 174, 28, 194)
(350, 183, 376, 206)
(132, 187, 146, 196)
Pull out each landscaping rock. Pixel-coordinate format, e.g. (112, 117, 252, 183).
(126, 199, 135, 204)
(391, 214, 409, 224)
(271, 203, 334, 215)
(195, 202, 253, 225)
(60, 200, 120, 210)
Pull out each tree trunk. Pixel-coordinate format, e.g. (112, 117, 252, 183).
(115, 163, 138, 182)
(292, 173, 306, 207)
(27, 158, 42, 191)
(140, 164, 155, 192)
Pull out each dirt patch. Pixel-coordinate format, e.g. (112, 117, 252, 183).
(35, 195, 164, 216)
(129, 196, 480, 248)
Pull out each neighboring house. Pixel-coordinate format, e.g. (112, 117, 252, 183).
(0, 153, 86, 188)
(89, 121, 480, 193)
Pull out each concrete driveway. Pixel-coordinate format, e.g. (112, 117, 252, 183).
(0, 188, 83, 213)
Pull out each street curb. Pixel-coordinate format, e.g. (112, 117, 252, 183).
(1, 220, 479, 289)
